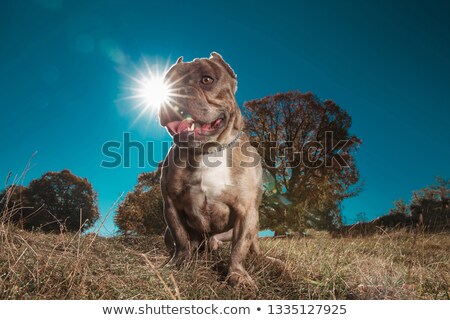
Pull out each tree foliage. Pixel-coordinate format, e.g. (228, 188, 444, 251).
(0, 170, 99, 232)
(389, 199, 410, 216)
(341, 177, 449, 236)
(114, 168, 165, 235)
(243, 91, 361, 233)
(410, 177, 449, 230)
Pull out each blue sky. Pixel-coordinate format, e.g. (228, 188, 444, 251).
(0, 0, 449, 235)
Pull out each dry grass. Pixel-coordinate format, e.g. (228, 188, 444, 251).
(1, 221, 449, 299)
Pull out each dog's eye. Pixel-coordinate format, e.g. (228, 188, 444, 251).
(200, 76, 214, 85)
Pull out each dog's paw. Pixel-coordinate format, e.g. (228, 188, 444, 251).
(208, 236, 224, 251)
(165, 250, 191, 268)
(226, 271, 258, 291)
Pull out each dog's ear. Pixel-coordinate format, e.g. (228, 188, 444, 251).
(210, 52, 238, 93)
(159, 58, 182, 128)
(210, 52, 236, 79)
(164, 56, 183, 84)
(233, 106, 245, 131)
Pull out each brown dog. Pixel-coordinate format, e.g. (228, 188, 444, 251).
(159, 52, 262, 286)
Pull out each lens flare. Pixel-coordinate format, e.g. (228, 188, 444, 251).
(140, 76, 170, 109)
(123, 59, 173, 123)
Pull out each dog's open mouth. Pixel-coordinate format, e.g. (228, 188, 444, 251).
(166, 114, 225, 136)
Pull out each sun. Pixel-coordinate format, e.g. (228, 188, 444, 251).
(139, 76, 170, 109)
(123, 60, 173, 122)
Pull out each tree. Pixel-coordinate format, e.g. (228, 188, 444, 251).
(341, 177, 449, 235)
(114, 168, 165, 235)
(243, 91, 361, 233)
(0, 170, 99, 232)
(0, 185, 28, 227)
(389, 199, 410, 215)
(410, 177, 449, 230)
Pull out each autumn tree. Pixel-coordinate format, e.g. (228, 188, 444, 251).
(0, 170, 99, 232)
(410, 177, 449, 230)
(389, 199, 410, 215)
(341, 177, 449, 235)
(243, 91, 361, 233)
(114, 168, 165, 235)
(0, 185, 28, 226)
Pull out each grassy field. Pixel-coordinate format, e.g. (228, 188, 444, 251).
(1, 223, 449, 300)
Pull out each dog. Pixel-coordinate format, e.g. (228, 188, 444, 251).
(159, 52, 263, 287)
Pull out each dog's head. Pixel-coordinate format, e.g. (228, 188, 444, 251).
(159, 52, 244, 147)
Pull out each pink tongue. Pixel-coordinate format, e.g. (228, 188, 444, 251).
(166, 121, 181, 134)
(166, 119, 192, 134)
(213, 118, 222, 127)
(201, 123, 211, 130)
(166, 118, 222, 134)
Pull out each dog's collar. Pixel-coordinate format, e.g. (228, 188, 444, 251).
(203, 131, 243, 154)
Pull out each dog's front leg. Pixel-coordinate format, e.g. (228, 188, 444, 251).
(163, 196, 191, 267)
(208, 228, 233, 251)
(227, 205, 259, 287)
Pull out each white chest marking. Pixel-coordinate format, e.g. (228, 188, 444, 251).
(198, 153, 232, 198)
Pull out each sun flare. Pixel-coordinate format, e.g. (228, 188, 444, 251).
(140, 76, 170, 109)
(124, 60, 173, 122)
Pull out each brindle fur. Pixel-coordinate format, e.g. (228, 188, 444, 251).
(159, 53, 262, 287)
